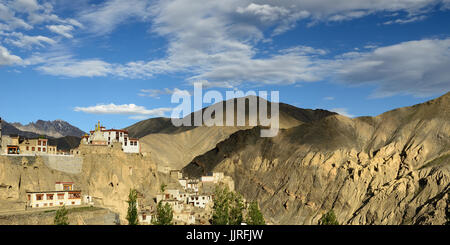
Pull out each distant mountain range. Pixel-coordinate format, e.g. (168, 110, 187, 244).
(9, 119, 85, 138)
(1, 119, 84, 151)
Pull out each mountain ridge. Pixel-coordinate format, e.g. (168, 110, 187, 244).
(182, 92, 450, 224)
(9, 119, 85, 138)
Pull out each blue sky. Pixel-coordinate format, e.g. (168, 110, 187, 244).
(1, 0, 450, 132)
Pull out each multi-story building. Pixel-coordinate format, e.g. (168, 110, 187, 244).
(2, 137, 59, 155)
(81, 121, 140, 153)
(187, 195, 212, 209)
(26, 182, 84, 208)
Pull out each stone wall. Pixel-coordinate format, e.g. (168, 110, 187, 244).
(41, 155, 83, 174)
(0, 206, 119, 225)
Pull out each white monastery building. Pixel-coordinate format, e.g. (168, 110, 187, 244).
(81, 121, 140, 153)
(26, 182, 86, 208)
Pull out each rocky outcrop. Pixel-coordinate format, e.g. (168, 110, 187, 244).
(0, 143, 165, 224)
(183, 92, 450, 225)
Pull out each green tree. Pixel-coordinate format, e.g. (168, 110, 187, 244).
(229, 191, 245, 225)
(246, 201, 265, 225)
(211, 186, 245, 225)
(212, 186, 231, 225)
(54, 205, 69, 225)
(160, 183, 167, 193)
(126, 189, 138, 225)
(152, 201, 173, 225)
(319, 209, 339, 225)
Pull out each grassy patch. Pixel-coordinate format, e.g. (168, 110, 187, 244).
(419, 154, 450, 170)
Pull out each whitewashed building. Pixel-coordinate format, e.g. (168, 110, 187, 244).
(26, 182, 83, 208)
(187, 195, 212, 208)
(81, 121, 140, 153)
(138, 211, 153, 225)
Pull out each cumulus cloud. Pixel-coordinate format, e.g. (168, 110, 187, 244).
(2, 0, 449, 100)
(0, 46, 22, 65)
(74, 103, 172, 118)
(335, 38, 450, 97)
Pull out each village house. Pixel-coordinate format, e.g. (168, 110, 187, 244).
(0, 135, 59, 155)
(138, 211, 153, 225)
(187, 194, 213, 209)
(0, 118, 60, 155)
(173, 210, 196, 225)
(26, 182, 92, 208)
(81, 121, 140, 153)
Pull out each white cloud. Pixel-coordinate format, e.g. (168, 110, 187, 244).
(330, 108, 354, 117)
(335, 38, 450, 97)
(139, 88, 190, 98)
(0, 46, 22, 65)
(323, 96, 335, 100)
(2, 0, 448, 100)
(36, 58, 112, 77)
(4, 32, 56, 48)
(46, 24, 74, 38)
(78, 0, 152, 35)
(383, 15, 427, 25)
(74, 103, 172, 118)
(236, 3, 291, 23)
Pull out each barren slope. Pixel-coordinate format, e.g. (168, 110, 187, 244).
(137, 96, 336, 170)
(183, 92, 450, 225)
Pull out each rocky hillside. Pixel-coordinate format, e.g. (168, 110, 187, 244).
(1, 120, 41, 138)
(0, 144, 166, 224)
(136, 96, 336, 170)
(10, 119, 85, 138)
(183, 92, 450, 225)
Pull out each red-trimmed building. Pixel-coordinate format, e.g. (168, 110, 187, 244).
(26, 182, 83, 208)
(81, 121, 140, 153)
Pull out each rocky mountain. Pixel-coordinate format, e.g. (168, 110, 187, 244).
(10, 120, 85, 138)
(183, 92, 450, 225)
(133, 96, 336, 170)
(1, 120, 81, 151)
(1, 120, 40, 138)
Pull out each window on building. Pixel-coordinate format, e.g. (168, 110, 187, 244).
(43, 141, 46, 146)
(71, 201, 75, 205)
(49, 203, 53, 206)
(59, 202, 63, 205)
(26, 146, 29, 150)
(38, 147, 41, 152)
(47, 194, 54, 200)
(43, 148, 46, 152)
(36, 194, 43, 200)
(57, 194, 65, 200)
(32, 147, 35, 151)
(27, 195, 31, 201)
(69, 192, 81, 199)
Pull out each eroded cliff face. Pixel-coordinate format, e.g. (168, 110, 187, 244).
(183, 93, 450, 225)
(0, 143, 163, 224)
